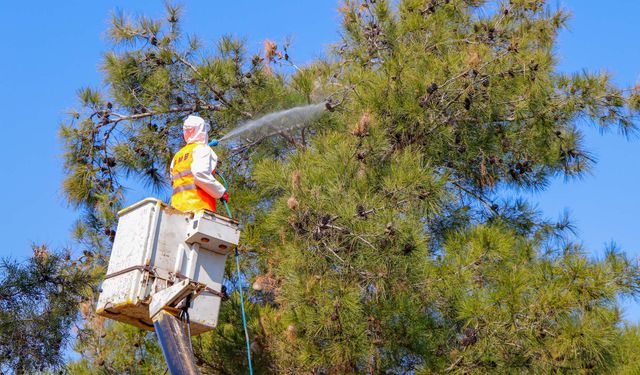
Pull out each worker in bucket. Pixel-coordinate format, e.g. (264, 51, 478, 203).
(170, 115, 228, 212)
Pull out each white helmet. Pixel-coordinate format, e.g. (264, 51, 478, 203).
(183, 115, 210, 144)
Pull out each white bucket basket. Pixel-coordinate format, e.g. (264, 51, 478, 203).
(96, 198, 240, 335)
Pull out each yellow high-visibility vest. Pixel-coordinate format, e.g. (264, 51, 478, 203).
(170, 143, 217, 212)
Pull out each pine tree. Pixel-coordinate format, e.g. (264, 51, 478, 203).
(0, 246, 90, 374)
(60, 1, 640, 374)
(610, 325, 640, 374)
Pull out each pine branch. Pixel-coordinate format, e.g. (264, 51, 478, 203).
(171, 52, 253, 118)
(105, 103, 221, 125)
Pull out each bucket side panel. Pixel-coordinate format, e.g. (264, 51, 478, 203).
(97, 271, 142, 311)
(107, 202, 156, 273)
(155, 211, 188, 275)
(190, 292, 222, 330)
(97, 202, 156, 310)
(188, 250, 227, 330)
(193, 250, 226, 287)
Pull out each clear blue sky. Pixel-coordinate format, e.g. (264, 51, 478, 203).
(1, 1, 639, 320)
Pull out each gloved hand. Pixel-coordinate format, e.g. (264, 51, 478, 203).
(221, 191, 229, 203)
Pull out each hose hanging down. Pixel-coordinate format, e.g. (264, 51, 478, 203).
(215, 169, 254, 375)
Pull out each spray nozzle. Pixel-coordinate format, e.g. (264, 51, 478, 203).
(209, 139, 219, 147)
(324, 101, 335, 112)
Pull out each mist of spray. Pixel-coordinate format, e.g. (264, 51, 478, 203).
(218, 103, 325, 143)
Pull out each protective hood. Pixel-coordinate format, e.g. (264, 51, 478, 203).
(183, 115, 210, 144)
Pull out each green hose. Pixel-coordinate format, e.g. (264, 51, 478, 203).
(215, 170, 254, 375)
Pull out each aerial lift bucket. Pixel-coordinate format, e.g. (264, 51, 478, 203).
(95, 198, 240, 373)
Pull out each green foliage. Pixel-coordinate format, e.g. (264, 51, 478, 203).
(610, 325, 640, 374)
(68, 322, 165, 375)
(425, 225, 639, 373)
(192, 293, 273, 374)
(0, 246, 91, 374)
(60, 1, 640, 374)
(250, 129, 447, 372)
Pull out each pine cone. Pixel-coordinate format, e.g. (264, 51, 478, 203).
(426, 82, 438, 94)
(356, 204, 369, 218)
(384, 222, 395, 237)
(351, 112, 371, 137)
(291, 170, 301, 190)
(287, 196, 299, 210)
(263, 39, 277, 62)
(464, 97, 472, 110)
(461, 328, 478, 347)
(285, 325, 296, 342)
(253, 275, 277, 292)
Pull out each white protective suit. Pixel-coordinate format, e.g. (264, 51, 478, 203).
(171, 115, 226, 199)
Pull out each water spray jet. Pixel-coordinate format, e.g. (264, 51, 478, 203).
(209, 102, 326, 147)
